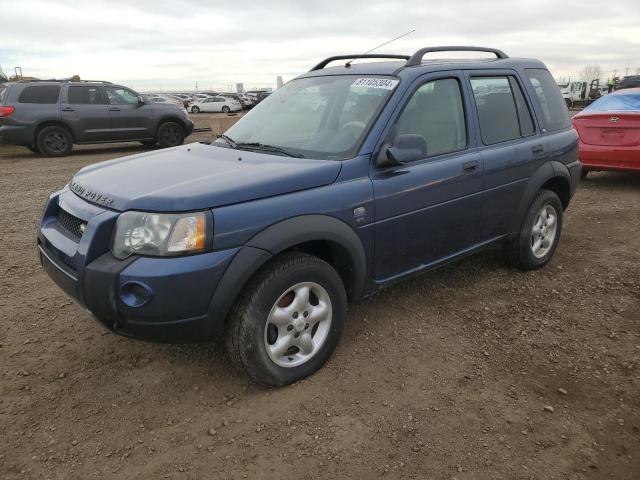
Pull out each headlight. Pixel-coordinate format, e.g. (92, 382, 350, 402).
(112, 211, 210, 259)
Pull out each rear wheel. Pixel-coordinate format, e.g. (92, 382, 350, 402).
(225, 252, 347, 387)
(504, 189, 563, 270)
(157, 122, 185, 147)
(222, 105, 230, 114)
(36, 126, 73, 157)
(191, 106, 200, 114)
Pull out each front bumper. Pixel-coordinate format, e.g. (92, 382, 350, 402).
(184, 119, 195, 136)
(38, 189, 242, 343)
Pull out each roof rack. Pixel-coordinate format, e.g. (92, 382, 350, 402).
(17, 78, 113, 84)
(310, 54, 410, 72)
(311, 47, 508, 71)
(405, 46, 508, 67)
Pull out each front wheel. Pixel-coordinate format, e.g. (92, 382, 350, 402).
(504, 189, 563, 270)
(225, 252, 347, 387)
(157, 122, 185, 147)
(222, 106, 230, 113)
(191, 106, 200, 114)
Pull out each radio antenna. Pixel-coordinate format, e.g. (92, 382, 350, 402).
(345, 29, 416, 68)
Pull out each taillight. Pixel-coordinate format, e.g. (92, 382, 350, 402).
(0, 106, 15, 117)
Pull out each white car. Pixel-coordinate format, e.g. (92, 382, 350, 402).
(190, 96, 242, 114)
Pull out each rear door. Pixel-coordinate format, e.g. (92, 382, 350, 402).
(465, 71, 543, 240)
(104, 85, 154, 140)
(61, 85, 111, 142)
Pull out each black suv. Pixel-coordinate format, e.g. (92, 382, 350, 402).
(0, 80, 194, 156)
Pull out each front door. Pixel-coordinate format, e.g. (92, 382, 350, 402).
(371, 73, 484, 281)
(61, 85, 111, 142)
(104, 86, 154, 140)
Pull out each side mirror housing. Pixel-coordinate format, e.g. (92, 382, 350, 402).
(378, 134, 427, 167)
(137, 96, 146, 107)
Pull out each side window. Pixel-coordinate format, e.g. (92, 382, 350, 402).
(394, 78, 467, 158)
(470, 76, 522, 144)
(525, 69, 571, 132)
(104, 87, 139, 105)
(18, 85, 61, 104)
(67, 86, 105, 105)
(509, 77, 535, 137)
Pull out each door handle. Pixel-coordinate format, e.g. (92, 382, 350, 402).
(463, 160, 479, 173)
(61, 107, 74, 112)
(532, 144, 544, 154)
(109, 107, 120, 112)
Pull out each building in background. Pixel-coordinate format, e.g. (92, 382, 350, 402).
(277, 76, 284, 89)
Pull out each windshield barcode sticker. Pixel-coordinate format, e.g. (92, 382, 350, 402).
(351, 78, 399, 90)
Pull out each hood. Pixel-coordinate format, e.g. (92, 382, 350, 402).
(69, 143, 342, 211)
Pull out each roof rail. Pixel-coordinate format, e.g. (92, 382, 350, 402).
(17, 79, 113, 84)
(310, 54, 410, 72)
(405, 46, 508, 67)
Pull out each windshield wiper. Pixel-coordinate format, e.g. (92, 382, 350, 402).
(216, 134, 237, 148)
(235, 142, 304, 158)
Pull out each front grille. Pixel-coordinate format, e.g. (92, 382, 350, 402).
(57, 208, 86, 238)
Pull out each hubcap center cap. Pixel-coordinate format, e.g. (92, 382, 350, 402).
(293, 318, 305, 332)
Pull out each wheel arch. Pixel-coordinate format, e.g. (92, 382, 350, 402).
(246, 215, 366, 301)
(514, 162, 572, 233)
(156, 116, 188, 135)
(34, 120, 75, 144)
(206, 215, 367, 338)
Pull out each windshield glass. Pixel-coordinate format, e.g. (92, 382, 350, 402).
(583, 92, 640, 112)
(221, 75, 398, 159)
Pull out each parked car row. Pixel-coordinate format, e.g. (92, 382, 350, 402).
(143, 90, 272, 112)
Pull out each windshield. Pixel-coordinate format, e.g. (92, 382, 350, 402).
(583, 92, 640, 112)
(221, 75, 398, 159)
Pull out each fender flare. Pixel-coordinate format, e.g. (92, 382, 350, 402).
(246, 214, 367, 299)
(206, 215, 367, 337)
(513, 161, 571, 232)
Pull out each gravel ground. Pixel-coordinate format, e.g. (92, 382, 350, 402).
(1, 115, 639, 480)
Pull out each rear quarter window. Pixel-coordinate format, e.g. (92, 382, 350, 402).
(525, 69, 571, 132)
(18, 85, 61, 104)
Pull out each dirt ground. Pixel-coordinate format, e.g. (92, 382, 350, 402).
(1, 114, 639, 480)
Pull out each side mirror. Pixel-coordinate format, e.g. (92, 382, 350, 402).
(378, 134, 427, 167)
(137, 96, 146, 107)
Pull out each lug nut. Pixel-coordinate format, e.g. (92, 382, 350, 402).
(287, 325, 293, 332)
(294, 332, 300, 338)
(305, 323, 309, 329)
(293, 312, 299, 319)
(303, 311, 309, 318)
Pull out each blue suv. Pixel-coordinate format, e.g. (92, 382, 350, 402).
(38, 47, 581, 386)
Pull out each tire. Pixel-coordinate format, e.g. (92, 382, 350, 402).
(225, 252, 347, 387)
(139, 140, 157, 147)
(504, 189, 563, 270)
(222, 106, 230, 114)
(36, 126, 73, 157)
(580, 169, 589, 180)
(191, 106, 200, 114)
(157, 122, 185, 148)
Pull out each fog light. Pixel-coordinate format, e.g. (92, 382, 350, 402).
(119, 281, 153, 308)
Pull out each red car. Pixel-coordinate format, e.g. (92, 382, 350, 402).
(572, 88, 640, 177)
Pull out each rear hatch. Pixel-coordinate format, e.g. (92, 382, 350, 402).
(573, 113, 640, 146)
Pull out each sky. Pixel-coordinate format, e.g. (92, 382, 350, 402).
(1, 0, 639, 92)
